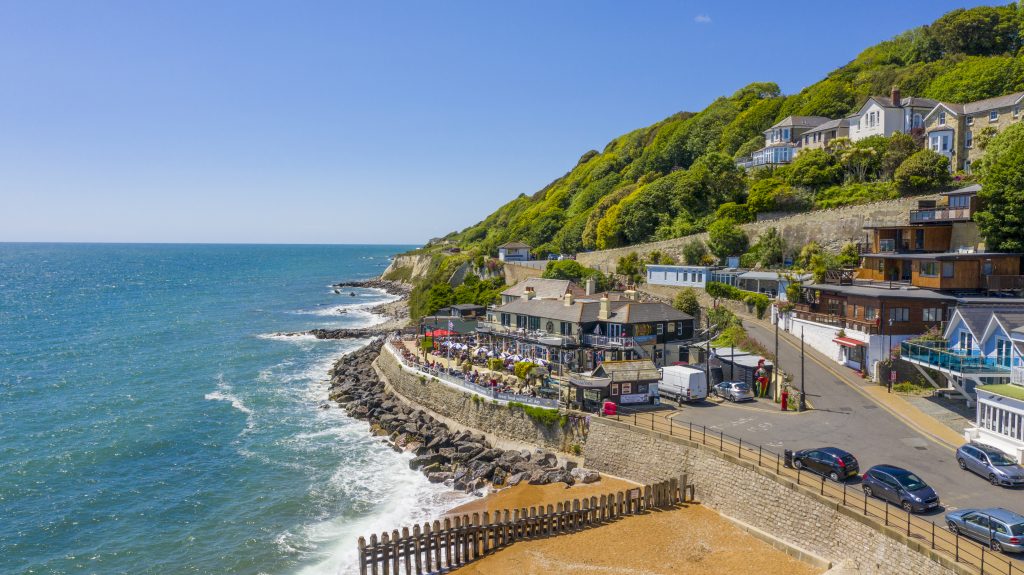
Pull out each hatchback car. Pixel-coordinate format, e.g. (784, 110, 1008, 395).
(792, 447, 860, 482)
(946, 508, 1024, 553)
(956, 443, 1024, 487)
(713, 381, 754, 402)
(862, 464, 940, 513)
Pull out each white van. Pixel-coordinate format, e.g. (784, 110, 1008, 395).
(658, 366, 707, 403)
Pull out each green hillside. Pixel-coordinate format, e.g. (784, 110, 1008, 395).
(444, 3, 1024, 256)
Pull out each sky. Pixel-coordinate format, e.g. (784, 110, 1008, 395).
(0, 0, 998, 244)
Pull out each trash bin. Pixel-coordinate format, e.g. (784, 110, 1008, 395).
(784, 449, 793, 468)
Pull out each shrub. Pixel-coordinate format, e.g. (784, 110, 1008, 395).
(487, 358, 504, 371)
(513, 361, 537, 380)
(420, 337, 434, 352)
(894, 150, 951, 195)
(743, 292, 771, 320)
(707, 218, 749, 261)
(681, 239, 708, 265)
(673, 288, 701, 320)
(507, 402, 562, 426)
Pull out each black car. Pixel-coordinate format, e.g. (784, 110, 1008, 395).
(792, 447, 860, 482)
(862, 464, 940, 513)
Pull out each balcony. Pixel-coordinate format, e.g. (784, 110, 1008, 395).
(791, 309, 880, 335)
(900, 340, 1011, 376)
(985, 275, 1024, 292)
(582, 334, 636, 348)
(909, 207, 972, 224)
(476, 323, 578, 346)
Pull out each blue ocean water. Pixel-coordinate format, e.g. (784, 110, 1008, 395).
(0, 244, 469, 575)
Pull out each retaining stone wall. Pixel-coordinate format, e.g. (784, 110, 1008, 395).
(376, 347, 568, 452)
(583, 418, 961, 575)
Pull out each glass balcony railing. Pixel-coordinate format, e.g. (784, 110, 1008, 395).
(900, 340, 1010, 375)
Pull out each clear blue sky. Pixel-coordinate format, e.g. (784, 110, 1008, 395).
(0, 1, 995, 244)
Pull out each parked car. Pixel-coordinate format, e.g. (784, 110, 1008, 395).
(946, 508, 1024, 553)
(792, 447, 860, 482)
(955, 443, 1024, 487)
(713, 381, 754, 402)
(861, 464, 940, 513)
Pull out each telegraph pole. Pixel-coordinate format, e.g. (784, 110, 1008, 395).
(799, 326, 807, 412)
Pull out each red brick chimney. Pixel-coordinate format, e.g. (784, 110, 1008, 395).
(891, 86, 901, 106)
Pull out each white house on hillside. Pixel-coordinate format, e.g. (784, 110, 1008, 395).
(849, 87, 937, 141)
(497, 242, 531, 262)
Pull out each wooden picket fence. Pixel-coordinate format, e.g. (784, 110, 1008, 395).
(357, 476, 694, 575)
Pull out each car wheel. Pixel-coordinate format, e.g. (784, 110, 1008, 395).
(829, 471, 840, 482)
(957, 458, 967, 470)
(989, 474, 1000, 486)
(793, 459, 804, 470)
(863, 486, 874, 498)
(901, 501, 914, 513)
(991, 540, 1003, 553)
(947, 521, 959, 534)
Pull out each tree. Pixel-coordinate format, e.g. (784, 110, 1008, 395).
(681, 239, 708, 265)
(841, 145, 879, 182)
(673, 288, 701, 322)
(424, 283, 455, 315)
(706, 218, 749, 261)
(714, 202, 753, 223)
(616, 252, 645, 285)
(645, 250, 676, 265)
(542, 260, 610, 290)
(893, 150, 951, 195)
(881, 133, 919, 180)
(930, 6, 1020, 57)
(975, 122, 1024, 251)
(786, 149, 843, 188)
(795, 241, 823, 268)
(748, 227, 786, 268)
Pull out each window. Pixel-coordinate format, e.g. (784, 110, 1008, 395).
(941, 135, 950, 151)
(923, 308, 942, 322)
(610, 384, 619, 396)
(967, 115, 974, 126)
(959, 331, 974, 353)
(939, 111, 946, 125)
(990, 110, 999, 122)
(851, 304, 860, 318)
(865, 307, 878, 321)
(516, 315, 527, 329)
(965, 131, 973, 148)
(1015, 105, 1020, 119)
(982, 260, 994, 275)
(657, 323, 664, 335)
(501, 313, 511, 327)
(997, 339, 1013, 367)
(964, 160, 972, 174)
(920, 261, 939, 277)
(938, 262, 954, 279)
(949, 194, 970, 208)
(528, 316, 540, 330)
(888, 307, 909, 322)
(913, 113, 923, 128)
(676, 322, 684, 336)
(560, 321, 571, 336)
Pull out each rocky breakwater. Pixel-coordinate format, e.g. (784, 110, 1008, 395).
(327, 341, 600, 493)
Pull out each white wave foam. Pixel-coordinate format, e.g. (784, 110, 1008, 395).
(205, 377, 256, 430)
(257, 332, 319, 342)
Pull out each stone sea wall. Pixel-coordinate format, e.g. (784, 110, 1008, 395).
(583, 418, 961, 575)
(374, 344, 570, 452)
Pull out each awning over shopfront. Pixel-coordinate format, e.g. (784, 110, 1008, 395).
(833, 336, 866, 347)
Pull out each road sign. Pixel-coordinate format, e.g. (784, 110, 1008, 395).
(890, 370, 897, 382)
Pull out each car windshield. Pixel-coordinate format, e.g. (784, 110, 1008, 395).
(893, 472, 927, 491)
(986, 451, 1018, 466)
(1011, 523, 1024, 536)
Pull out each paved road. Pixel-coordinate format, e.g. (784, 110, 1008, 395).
(669, 320, 1024, 521)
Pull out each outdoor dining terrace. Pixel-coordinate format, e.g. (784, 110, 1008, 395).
(900, 339, 1011, 376)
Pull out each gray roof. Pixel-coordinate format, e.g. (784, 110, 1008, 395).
(737, 271, 812, 281)
(941, 183, 981, 196)
(494, 298, 693, 324)
(807, 283, 956, 301)
(500, 278, 583, 300)
(498, 241, 530, 249)
(964, 92, 1024, 115)
(869, 95, 939, 109)
(861, 252, 1021, 261)
(767, 116, 831, 130)
(449, 303, 485, 311)
(592, 359, 662, 382)
(804, 117, 849, 134)
(953, 305, 1024, 338)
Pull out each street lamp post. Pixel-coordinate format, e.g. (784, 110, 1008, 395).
(799, 326, 807, 412)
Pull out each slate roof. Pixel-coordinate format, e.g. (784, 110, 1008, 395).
(806, 283, 956, 301)
(942, 183, 981, 196)
(964, 92, 1024, 115)
(869, 95, 939, 109)
(767, 116, 831, 130)
(500, 278, 584, 300)
(804, 117, 849, 134)
(493, 298, 694, 324)
(498, 241, 531, 249)
(592, 359, 662, 382)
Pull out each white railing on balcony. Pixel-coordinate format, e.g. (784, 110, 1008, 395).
(582, 335, 635, 348)
(1012, 366, 1024, 386)
(476, 323, 577, 346)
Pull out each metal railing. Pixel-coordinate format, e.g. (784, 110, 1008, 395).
(910, 207, 973, 223)
(901, 340, 1011, 375)
(791, 309, 880, 335)
(985, 275, 1024, 292)
(386, 342, 559, 408)
(602, 406, 1021, 575)
(582, 335, 636, 348)
(476, 323, 578, 346)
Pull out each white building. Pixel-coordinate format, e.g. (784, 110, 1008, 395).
(849, 87, 937, 142)
(645, 264, 713, 289)
(746, 116, 830, 167)
(497, 241, 531, 262)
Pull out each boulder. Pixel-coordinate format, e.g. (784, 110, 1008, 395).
(570, 467, 601, 484)
(409, 453, 443, 470)
(506, 472, 526, 487)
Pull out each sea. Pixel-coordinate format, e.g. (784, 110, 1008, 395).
(0, 243, 472, 575)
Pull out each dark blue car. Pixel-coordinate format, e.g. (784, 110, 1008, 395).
(792, 447, 859, 482)
(862, 464, 940, 513)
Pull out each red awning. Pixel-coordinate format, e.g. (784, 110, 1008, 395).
(425, 329, 456, 337)
(833, 336, 866, 347)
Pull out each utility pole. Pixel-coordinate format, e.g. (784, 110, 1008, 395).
(799, 326, 807, 412)
(774, 306, 780, 402)
(704, 311, 711, 390)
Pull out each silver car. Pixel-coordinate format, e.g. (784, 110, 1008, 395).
(946, 507, 1024, 553)
(713, 381, 754, 402)
(956, 443, 1024, 487)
